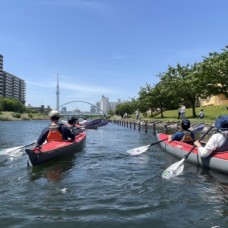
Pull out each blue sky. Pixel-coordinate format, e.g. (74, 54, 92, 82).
(1, 0, 228, 111)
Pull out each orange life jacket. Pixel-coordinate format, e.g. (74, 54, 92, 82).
(181, 131, 194, 143)
(47, 124, 63, 142)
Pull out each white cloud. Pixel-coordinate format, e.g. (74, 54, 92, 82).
(61, 82, 113, 94)
(27, 80, 115, 94)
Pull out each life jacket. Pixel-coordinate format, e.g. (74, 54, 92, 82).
(69, 124, 83, 135)
(47, 124, 63, 142)
(181, 130, 194, 143)
(215, 133, 228, 152)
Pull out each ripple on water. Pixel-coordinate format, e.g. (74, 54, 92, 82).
(0, 121, 228, 227)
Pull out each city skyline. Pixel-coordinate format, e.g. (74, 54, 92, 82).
(1, 1, 228, 109)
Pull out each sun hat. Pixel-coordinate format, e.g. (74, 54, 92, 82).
(49, 110, 60, 118)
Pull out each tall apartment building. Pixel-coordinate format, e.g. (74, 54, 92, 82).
(96, 96, 121, 114)
(90, 105, 97, 114)
(100, 95, 109, 114)
(0, 54, 3, 97)
(109, 99, 121, 111)
(0, 54, 26, 104)
(96, 101, 101, 114)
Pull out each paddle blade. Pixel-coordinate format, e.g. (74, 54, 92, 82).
(1, 147, 24, 158)
(127, 145, 150, 156)
(162, 158, 185, 179)
(2, 145, 24, 154)
(1, 141, 36, 155)
(85, 119, 102, 129)
(191, 124, 205, 132)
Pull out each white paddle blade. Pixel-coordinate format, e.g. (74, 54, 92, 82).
(8, 149, 24, 157)
(127, 145, 150, 156)
(1, 141, 36, 155)
(1, 147, 24, 158)
(2, 146, 24, 154)
(162, 158, 185, 179)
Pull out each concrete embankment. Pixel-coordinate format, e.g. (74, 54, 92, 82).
(110, 119, 213, 136)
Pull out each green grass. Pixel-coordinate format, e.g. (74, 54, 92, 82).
(0, 111, 49, 121)
(149, 105, 228, 124)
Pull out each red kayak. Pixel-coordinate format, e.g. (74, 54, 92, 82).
(25, 132, 86, 166)
(158, 133, 228, 174)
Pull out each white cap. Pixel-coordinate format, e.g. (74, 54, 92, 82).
(49, 110, 60, 118)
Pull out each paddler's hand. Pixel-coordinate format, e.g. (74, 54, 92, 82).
(194, 140, 202, 148)
(34, 145, 42, 151)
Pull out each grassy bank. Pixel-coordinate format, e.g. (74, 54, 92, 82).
(112, 105, 228, 125)
(150, 105, 228, 124)
(0, 111, 49, 121)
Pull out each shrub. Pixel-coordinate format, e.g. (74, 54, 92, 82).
(13, 113, 21, 118)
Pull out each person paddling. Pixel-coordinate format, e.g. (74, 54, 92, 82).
(68, 116, 84, 135)
(35, 110, 75, 147)
(79, 117, 88, 126)
(168, 119, 195, 143)
(194, 115, 228, 157)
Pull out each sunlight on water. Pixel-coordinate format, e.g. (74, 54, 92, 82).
(0, 121, 227, 227)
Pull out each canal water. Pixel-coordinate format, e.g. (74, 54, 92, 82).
(0, 120, 227, 228)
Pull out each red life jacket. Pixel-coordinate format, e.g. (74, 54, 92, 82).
(47, 124, 63, 142)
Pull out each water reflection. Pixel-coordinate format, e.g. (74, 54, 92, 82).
(188, 165, 228, 206)
(29, 153, 78, 183)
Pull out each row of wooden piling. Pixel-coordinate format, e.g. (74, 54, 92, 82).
(111, 120, 169, 134)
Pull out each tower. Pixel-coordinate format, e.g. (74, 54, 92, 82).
(56, 74, 60, 111)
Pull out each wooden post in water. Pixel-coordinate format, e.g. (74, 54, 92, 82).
(145, 121, 147, 133)
(152, 123, 156, 134)
(130, 121, 132, 129)
(164, 124, 168, 134)
(138, 122, 141, 131)
(134, 122, 136, 130)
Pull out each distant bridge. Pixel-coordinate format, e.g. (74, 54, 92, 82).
(59, 100, 96, 108)
(58, 100, 106, 116)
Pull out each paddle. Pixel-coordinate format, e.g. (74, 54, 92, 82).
(84, 118, 103, 129)
(162, 125, 214, 179)
(127, 138, 168, 156)
(189, 123, 205, 132)
(127, 123, 205, 156)
(1, 141, 36, 155)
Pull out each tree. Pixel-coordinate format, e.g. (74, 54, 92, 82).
(159, 63, 206, 117)
(1, 97, 26, 112)
(138, 83, 154, 115)
(200, 46, 228, 97)
(115, 99, 138, 118)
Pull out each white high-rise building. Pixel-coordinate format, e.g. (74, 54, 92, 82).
(100, 95, 109, 114)
(109, 99, 121, 111)
(96, 96, 121, 114)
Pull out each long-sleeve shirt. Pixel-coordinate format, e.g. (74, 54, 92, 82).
(198, 132, 228, 157)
